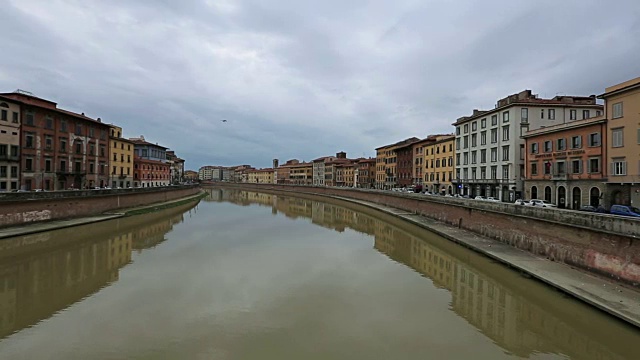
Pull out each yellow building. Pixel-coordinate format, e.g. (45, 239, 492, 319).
(598, 77, 640, 207)
(423, 134, 456, 194)
(247, 168, 274, 183)
(108, 125, 135, 188)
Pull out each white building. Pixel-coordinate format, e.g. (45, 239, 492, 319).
(312, 156, 335, 186)
(453, 90, 603, 201)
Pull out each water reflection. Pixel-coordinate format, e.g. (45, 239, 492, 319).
(206, 188, 640, 360)
(0, 201, 198, 339)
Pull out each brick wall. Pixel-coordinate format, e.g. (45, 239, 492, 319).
(216, 183, 640, 287)
(0, 185, 200, 228)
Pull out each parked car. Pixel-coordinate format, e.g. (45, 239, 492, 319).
(474, 196, 486, 201)
(528, 199, 557, 208)
(579, 205, 597, 212)
(609, 205, 640, 217)
(514, 199, 529, 206)
(486, 197, 500, 202)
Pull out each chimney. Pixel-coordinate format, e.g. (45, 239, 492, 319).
(97, 117, 101, 122)
(273, 159, 279, 168)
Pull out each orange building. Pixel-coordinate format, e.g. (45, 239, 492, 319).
(523, 116, 607, 208)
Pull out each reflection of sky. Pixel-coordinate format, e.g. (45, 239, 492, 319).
(0, 202, 524, 359)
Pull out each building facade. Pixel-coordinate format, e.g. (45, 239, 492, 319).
(395, 142, 415, 187)
(598, 77, 640, 207)
(247, 168, 273, 183)
(0, 96, 20, 191)
(523, 116, 607, 209)
(289, 162, 313, 185)
(411, 138, 432, 185)
(1, 91, 111, 190)
(355, 158, 375, 188)
(130, 136, 170, 187)
(453, 90, 603, 201)
(424, 135, 455, 195)
(108, 125, 134, 188)
(166, 150, 185, 184)
(375, 137, 419, 189)
(312, 155, 336, 186)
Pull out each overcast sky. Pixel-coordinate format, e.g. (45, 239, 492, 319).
(1, 0, 639, 170)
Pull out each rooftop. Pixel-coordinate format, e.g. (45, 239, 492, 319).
(522, 116, 606, 138)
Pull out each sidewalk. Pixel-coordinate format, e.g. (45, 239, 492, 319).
(333, 196, 640, 328)
(0, 191, 205, 240)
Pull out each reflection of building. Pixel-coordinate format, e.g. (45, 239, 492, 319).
(0, 200, 196, 339)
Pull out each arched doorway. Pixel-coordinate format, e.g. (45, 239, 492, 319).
(572, 187, 581, 210)
(531, 186, 538, 200)
(557, 186, 566, 208)
(590, 187, 600, 207)
(544, 186, 552, 202)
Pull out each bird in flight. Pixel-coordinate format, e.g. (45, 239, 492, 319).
(221, 119, 228, 123)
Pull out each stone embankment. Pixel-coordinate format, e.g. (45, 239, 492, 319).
(0, 185, 201, 228)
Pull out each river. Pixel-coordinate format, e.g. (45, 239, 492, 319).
(0, 188, 638, 359)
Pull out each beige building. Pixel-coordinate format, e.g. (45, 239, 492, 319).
(0, 96, 20, 191)
(108, 125, 134, 188)
(423, 134, 456, 194)
(411, 138, 432, 185)
(247, 168, 273, 183)
(598, 77, 640, 207)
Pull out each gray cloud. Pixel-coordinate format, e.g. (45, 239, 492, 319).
(1, 0, 640, 169)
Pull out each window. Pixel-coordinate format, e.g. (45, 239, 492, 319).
(544, 161, 552, 175)
(456, 127, 461, 135)
(25, 133, 34, 148)
(481, 118, 486, 128)
(557, 138, 566, 151)
(471, 168, 476, 179)
(0, 109, 6, 121)
(12, 112, 18, 123)
(75, 161, 82, 173)
(75, 142, 82, 154)
(491, 148, 497, 162)
(531, 143, 538, 154)
(45, 135, 53, 150)
(60, 160, 67, 172)
(613, 102, 623, 119)
(10, 145, 18, 157)
(491, 129, 497, 143)
(502, 146, 509, 161)
(0, 145, 5, 157)
(541, 109, 544, 119)
(89, 127, 94, 137)
(530, 162, 538, 176)
(583, 110, 590, 119)
(463, 136, 468, 149)
(100, 145, 105, 157)
(471, 151, 477, 164)
(464, 124, 469, 134)
(25, 158, 33, 171)
(544, 141, 552, 152)
(548, 109, 555, 120)
(10, 166, 17, 178)
(60, 138, 67, 152)
(471, 134, 477, 147)
(612, 159, 626, 176)
(45, 116, 53, 129)
(75, 124, 82, 135)
(570, 109, 577, 120)
(480, 131, 486, 145)
(0, 166, 6, 178)
(596, 110, 602, 117)
(90, 143, 95, 155)
(502, 111, 509, 123)
(480, 149, 486, 163)
(556, 161, 566, 175)
(588, 157, 600, 173)
(491, 166, 497, 179)
(502, 165, 509, 179)
(612, 128, 623, 147)
(571, 159, 582, 174)
(521, 108, 528, 123)
(472, 122, 477, 131)
(571, 135, 582, 149)
(61, 119, 67, 132)
(463, 152, 468, 165)
(502, 126, 509, 141)
(588, 132, 601, 147)
(25, 111, 34, 125)
(90, 162, 95, 174)
(45, 159, 52, 172)
(455, 138, 460, 150)
(455, 154, 460, 166)
(491, 115, 497, 126)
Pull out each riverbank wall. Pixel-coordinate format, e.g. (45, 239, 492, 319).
(0, 185, 201, 228)
(212, 183, 640, 287)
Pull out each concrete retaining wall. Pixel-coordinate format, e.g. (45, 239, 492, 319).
(216, 183, 640, 287)
(0, 185, 201, 228)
